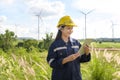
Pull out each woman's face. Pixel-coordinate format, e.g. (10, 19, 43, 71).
(61, 26, 73, 38)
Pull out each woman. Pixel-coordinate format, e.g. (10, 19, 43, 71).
(47, 15, 91, 80)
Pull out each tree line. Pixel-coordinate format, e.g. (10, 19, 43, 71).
(0, 30, 53, 52)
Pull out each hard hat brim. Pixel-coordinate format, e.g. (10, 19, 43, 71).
(57, 24, 77, 28)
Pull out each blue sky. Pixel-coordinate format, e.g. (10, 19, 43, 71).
(0, 0, 120, 39)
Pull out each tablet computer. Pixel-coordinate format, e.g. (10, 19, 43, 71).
(78, 39, 93, 54)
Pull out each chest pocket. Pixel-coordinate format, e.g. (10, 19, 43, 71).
(54, 47, 67, 58)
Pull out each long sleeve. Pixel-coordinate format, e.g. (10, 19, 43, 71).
(47, 44, 64, 69)
(79, 53, 91, 63)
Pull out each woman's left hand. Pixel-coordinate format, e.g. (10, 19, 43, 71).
(84, 44, 90, 55)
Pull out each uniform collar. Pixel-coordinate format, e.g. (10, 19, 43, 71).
(60, 37, 74, 45)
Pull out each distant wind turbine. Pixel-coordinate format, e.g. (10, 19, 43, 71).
(79, 9, 95, 39)
(35, 10, 43, 40)
(110, 20, 117, 40)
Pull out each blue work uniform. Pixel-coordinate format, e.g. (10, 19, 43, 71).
(47, 38, 91, 80)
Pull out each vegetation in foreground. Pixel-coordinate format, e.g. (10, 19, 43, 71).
(0, 30, 120, 80)
(0, 48, 120, 80)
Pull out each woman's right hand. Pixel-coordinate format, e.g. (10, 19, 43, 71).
(62, 53, 80, 64)
(67, 53, 80, 61)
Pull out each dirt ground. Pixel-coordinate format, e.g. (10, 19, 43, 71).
(92, 48, 120, 51)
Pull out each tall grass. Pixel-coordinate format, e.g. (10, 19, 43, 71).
(0, 46, 120, 80)
(81, 47, 120, 80)
(0, 49, 51, 80)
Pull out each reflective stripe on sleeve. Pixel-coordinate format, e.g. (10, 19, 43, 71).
(48, 58, 55, 65)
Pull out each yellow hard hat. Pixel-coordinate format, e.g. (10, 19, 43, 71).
(57, 15, 77, 28)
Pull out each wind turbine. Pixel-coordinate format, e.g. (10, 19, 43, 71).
(79, 9, 95, 39)
(110, 20, 117, 42)
(35, 10, 43, 40)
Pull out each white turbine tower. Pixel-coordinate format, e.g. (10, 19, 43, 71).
(79, 9, 94, 39)
(35, 10, 43, 41)
(110, 20, 117, 42)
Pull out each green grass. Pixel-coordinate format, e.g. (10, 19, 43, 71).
(1, 49, 120, 80)
(0, 49, 51, 80)
(0, 42, 120, 80)
(80, 40, 120, 48)
(81, 48, 120, 80)
(92, 42, 120, 48)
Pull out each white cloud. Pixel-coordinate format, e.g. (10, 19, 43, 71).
(73, 0, 120, 15)
(0, 24, 14, 34)
(0, 0, 14, 5)
(72, 0, 120, 38)
(20, 0, 66, 39)
(0, 24, 37, 39)
(25, 0, 65, 18)
(0, 16, 7, 23)
(1, 0, 119, 39)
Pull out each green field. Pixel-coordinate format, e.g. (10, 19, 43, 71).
(92, 42, 120, 48)
(0, 42, 120, 80)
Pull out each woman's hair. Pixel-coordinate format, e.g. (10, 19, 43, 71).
(55, 25, 65, 41)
